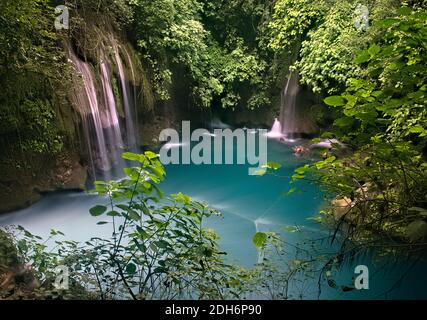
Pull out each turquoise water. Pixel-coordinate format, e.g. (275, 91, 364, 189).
(0, 137, 426, 299)
(161, 138, 326, 266)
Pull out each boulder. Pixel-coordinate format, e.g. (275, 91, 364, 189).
(330, 197, 355, 221)
(405, 220, 427, 243)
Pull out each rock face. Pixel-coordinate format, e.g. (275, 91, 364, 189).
(219, 105, 277, 129)
(35, 152, 88, 193)
(0, 149, 87, 214)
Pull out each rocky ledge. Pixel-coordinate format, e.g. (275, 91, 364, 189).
(0, 150, 87, 215)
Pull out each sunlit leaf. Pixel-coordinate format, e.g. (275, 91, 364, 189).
(324, 96, 346, 107)
(252, 232, 268, 249)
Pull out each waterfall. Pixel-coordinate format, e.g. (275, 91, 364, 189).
(124, 47, 139, 135)
(68, 39, 140, 176)
(100, 61, 124, 165)
(69, 49, 112, 172)
(280, 72, 301, 139)
(266, 118, 283, 138)
(113, 44, 138, 150)
(266, 72, 302, 141)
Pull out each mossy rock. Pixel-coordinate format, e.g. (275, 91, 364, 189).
(405, 220, 427, 243)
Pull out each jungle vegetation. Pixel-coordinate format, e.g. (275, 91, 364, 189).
(0, 0, 426, 299)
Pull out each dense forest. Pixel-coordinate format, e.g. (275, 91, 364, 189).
(0, 0, 426, 300)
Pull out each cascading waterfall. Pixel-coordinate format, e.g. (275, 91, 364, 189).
(113, 42, 138, 151)
(266, 72, 301, 141)
(100, 61, 124, 165)
(266, 118, 283, 138)
(68, 38, 140, 176)
(69, 48, 112, 172)
(280, 72, 301, 139)
(124, 46, 140, 138)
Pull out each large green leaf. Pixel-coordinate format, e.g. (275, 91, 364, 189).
(122, 152, 141, 162)
(125, 263, 137, 275)
(409, 126, 425, 134)
(172, 193, 192, 205)
(107, 211, 120, 217)
(324, 96, 346, 107)
(334, 117, 354, 127)
(263, 162, 282, 170)
(252, 232, 268, 249)
(128, 210, 141, 221)
(354, 50, 371, 64)
(368, 44, 381, 57)
(376, 18, 399, 28)
(90, 205, 107, 217)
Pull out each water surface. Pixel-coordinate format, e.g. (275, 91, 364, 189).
(1, 138, 425, 299)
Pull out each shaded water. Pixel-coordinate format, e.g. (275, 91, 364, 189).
(0, 137, 426, 299)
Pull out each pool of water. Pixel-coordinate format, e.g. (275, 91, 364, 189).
(1, 137, 426, 299)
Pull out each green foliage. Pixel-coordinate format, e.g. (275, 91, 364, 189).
(0, 0, 58, 75)
(324, 96, 346, 107)
(86, 152, 248, 299)
(263, 162, 282, 170)
(0, 227, 90, 300)
(203, 0, 274, 109)
(267, 0, 401, 94)
(0, 0, 65, 155)
(267, 0, 324, 51)
(68, 0, 133, 29)
(130, 0, 210, 102)
(327, 6, 427, 142)
(0, 230, 20, 271)
(295, 1, 364, 93)
(129, 0, 270, 109)
(285, 6, 427, 250)
(252, 232, 268, 249)
(313, 141, 427, 245)
(1, 152, 347, 300)
(2, 153, 247, 299)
